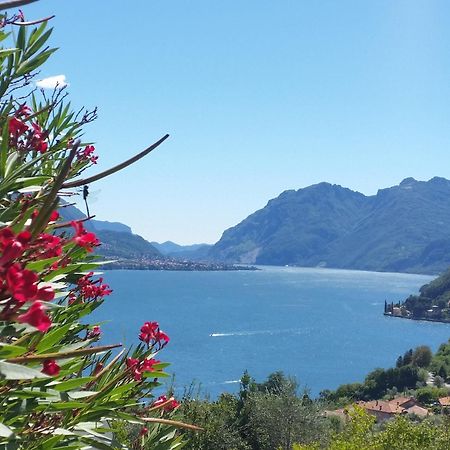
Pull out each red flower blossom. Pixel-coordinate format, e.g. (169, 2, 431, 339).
(152, 395, 180, 412)
(87, 325, 101, 338)
(30, 123, 48, 154)
(42, 359, 60, 376)
(141, 358, 160, 372)
(6, 264, 38, 303)
(77, 145, 98, 164)
(139, 321, 169, 348)
(77, 272, 112, 300)
(9, 117, 28, 136)
(71, 221, 100, 252)
(139, 427, 148, 436)
(37, 285, 55, 301)
(16, 104, 31, 117)
(17, 301, 51, 332)
(0, 229, 31, 265)
(126, 357, 142, 381)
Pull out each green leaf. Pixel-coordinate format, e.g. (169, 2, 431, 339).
(0, 48, 18, 57)
(0, 423, 13, 438)
(0, 361, 48, 380)
(143, 371, 169, 378)
(51, 377, 95, 392)
(9, 389, 58, 399)
(40, 435, 63, 450)
(48, 401, 87, 410)
(16, 26, 26, 50)
(4, 152, 19, 178)
(36, 324, 72, 354)
(68, 391, 97, 399)
(0, 344, 27, 359)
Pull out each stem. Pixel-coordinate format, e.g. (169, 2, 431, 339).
(141, 417, 203, 431)
(12, 15, 55, 26)
(29, 141, 80, 238)
(6, 343, 122, 363)
(62, 134, 169, 189)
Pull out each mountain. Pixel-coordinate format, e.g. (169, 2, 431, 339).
(209, 177, 450, 274)
(151, 241, 212, 260)
(59, 204, 162, 262)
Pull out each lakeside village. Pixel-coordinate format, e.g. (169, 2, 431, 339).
(326, 395, 450, 423)
(103, 257, 257, 271)
(383, 268, 450, 323)
(383, 300, 450, 323)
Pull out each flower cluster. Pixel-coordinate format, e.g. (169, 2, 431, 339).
(8, 109, 49, 154)
(152, 395, 180, 412)
(42, 359, 60, 376)
(139, 321, 170, 349)
(0, 227, 55, 332)
(76, 272, 112, 301)
(126, 357, 160, 381)
(77, 145, 98, 164)
(71, 221, 100, 251)
(0, 212, 105, 332)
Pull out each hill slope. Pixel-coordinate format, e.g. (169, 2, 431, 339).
(210, 177, 450, 274)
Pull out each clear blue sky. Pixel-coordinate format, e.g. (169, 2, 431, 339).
(21, 0, 450, 244)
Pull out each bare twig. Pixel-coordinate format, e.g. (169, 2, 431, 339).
(62, 134, 170, 189)
(52, 216, 96, 229)
(12, 15, 54, 26)
(0, 0, 38, 11)
(141, 417, 203, 431)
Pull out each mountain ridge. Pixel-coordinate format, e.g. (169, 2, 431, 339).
(209, 177, 450, 274)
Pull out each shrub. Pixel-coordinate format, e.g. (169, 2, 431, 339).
(0, 3, 194, 449)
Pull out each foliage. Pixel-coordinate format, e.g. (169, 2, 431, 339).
(323, 345, 434, 404)
(179, 371, 331, 450)
(293, 408, 450, 450)
(0, 5, 191, 449)
(394, 268, 450, 321)
(430, 339, 450, 380)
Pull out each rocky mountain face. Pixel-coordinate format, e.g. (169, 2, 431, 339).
(209, 177, 450, 274)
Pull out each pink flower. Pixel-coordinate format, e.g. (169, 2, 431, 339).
(87, 325, 101, 339)
(71, 221, 100, 252)
(139, 321, 169, 348)
(42, 359, 60, 376)
(17, 301, 51, 332)
(152, 395, 180, 412)
(9, 117, 28, 136)
(141, 358, 160, 372)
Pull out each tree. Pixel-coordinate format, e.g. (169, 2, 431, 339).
(412, 346, 433, 368)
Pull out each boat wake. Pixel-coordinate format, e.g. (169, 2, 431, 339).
(209, 328, 307, 337)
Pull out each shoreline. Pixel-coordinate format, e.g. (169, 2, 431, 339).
(383, 313, 450, 324)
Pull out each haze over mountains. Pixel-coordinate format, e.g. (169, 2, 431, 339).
(209, 177, 450, 274)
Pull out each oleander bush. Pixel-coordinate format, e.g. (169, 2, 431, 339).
(0, 4, 193, 449)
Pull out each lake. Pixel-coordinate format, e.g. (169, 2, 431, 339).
(92, 267, 450, 397)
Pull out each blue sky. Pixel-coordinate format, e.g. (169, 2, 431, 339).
(21, 0, 450, 244)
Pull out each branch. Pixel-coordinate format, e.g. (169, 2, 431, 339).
(12, 15, 54, 25)
(62, 134, 170, 189)
(6, 343, 122, 363)
(0, 0, 38, 10)
(141, 417, 203, 431)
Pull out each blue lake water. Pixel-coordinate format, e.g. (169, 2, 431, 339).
(92, 267, 450, 397)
